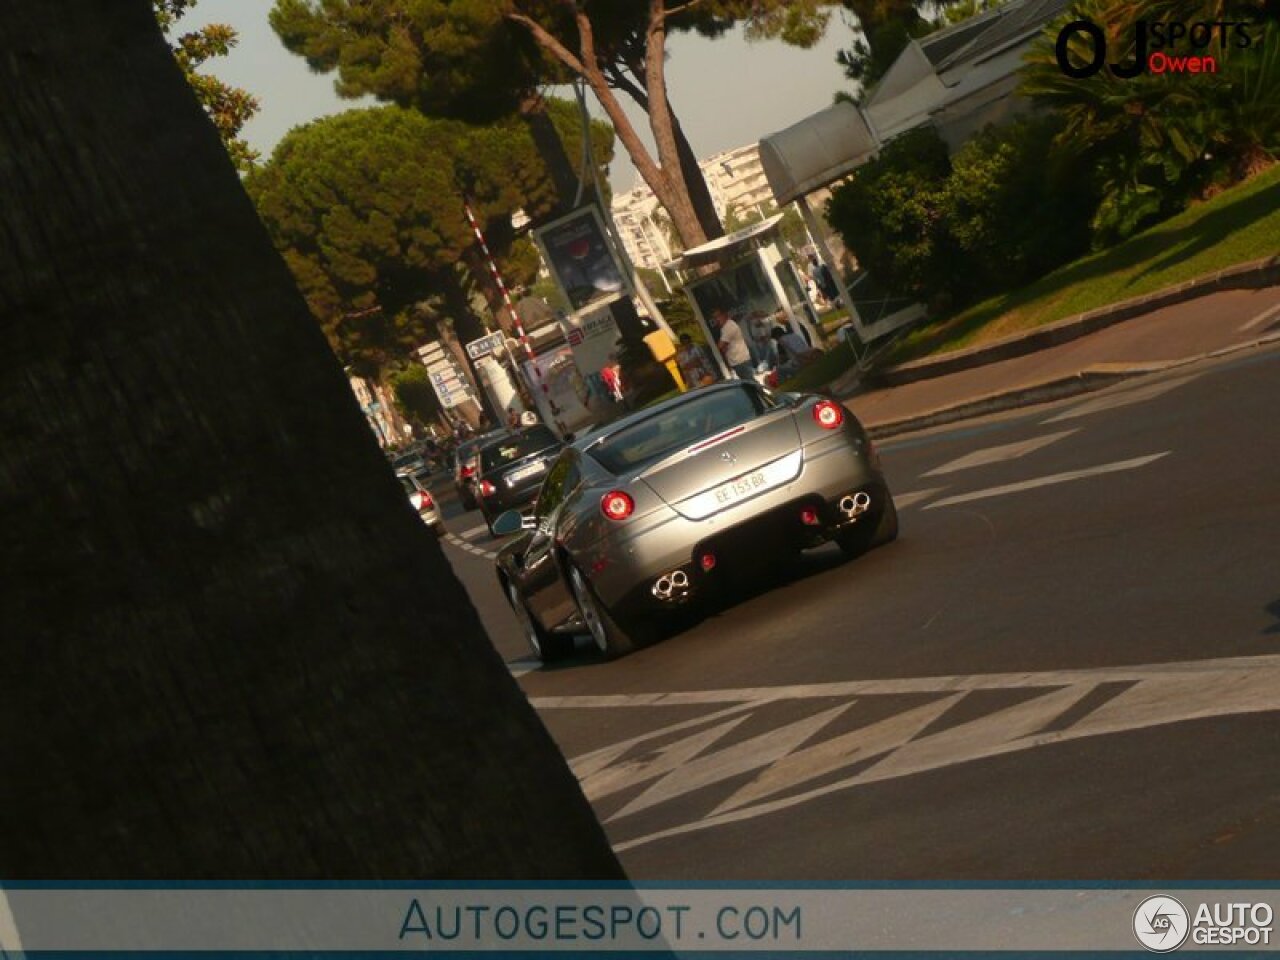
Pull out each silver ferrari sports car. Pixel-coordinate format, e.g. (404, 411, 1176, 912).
(492, 381, 897, 661)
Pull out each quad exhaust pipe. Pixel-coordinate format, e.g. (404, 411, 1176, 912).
(838, 491, 872, 519)
(652, 568, 692, 601)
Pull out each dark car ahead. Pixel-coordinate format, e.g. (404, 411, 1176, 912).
(452, 429, 509, 510)
(474, 425, 564, 534)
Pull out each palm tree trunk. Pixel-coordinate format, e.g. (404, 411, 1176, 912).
(0, 0, 622, 880)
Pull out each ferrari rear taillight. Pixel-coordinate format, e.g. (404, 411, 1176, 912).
(600, 490, 635, 521)
(411, 491, 433, 512)
(479, 480, 496, 497)
(813, 400, 845, 430)
(461, 464, 475, 478)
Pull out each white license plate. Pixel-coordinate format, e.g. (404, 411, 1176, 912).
(713, 470, 767, 506)
(506, 461, 546, 485)
(675, 450, 803, 521)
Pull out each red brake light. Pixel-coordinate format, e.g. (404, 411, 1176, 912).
(479, 480, 496, 497)
(419, 491, 434, 509)
(813, 400, 845, 430)
(600, 490, 635, 521)
(461, 464, 475, 477)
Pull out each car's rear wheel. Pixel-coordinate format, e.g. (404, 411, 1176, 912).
(568, 565, 643, 660)
(835, 494, 899, 558)
(507, 580, 572, 662)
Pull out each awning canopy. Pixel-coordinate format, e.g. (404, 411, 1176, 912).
(757, 0, 1070, 205)
(758, 102, 878, 207)
(665, 213, 785, 271)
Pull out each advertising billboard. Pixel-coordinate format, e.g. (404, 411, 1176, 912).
(534, 207, 630, 314)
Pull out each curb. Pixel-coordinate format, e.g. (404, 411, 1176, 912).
(863, 330, 1280, 441)
(868, 255, 1280, 389)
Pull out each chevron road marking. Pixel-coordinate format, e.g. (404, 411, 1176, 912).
(923, 430, 1079, 477)
(922, 453, 1169, 509)
(894, 487, 948, 509)
(1041, 375, 1199, 423)
(528, 654, 1280, 853)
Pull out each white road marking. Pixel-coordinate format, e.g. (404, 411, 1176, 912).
(459, 523, 490, 540)
(923, 430, 1078, 477)
(529, 653, 1280, 710)
(0, 888, 20, 955)
(527, 654, 1280, 852)
(608, 705, 851, 821)
(922, 453, 1169, 509)
(1238, 301, 1280, 332)
(442, 533, 497, 561)
(1041, 375, 1198, 423)
(894, 487, 948, 509)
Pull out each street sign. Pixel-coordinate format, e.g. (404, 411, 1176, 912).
(465, 332, 507, 361)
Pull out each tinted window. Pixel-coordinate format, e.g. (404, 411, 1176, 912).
(480, 426, 559, 473)
(589, 387, 765, 474)
(455, 430, 508, 465)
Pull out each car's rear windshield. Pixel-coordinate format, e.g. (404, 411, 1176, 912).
(589, 387, 765, 475)
(456, 431, 507, 461)
(480, 427, 559, 472)
(392, 453, 421, 470)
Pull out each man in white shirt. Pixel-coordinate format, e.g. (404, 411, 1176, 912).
(712, 307, 755, 381)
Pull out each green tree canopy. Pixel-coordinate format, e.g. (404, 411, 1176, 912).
(154, 0, 260, 171)
(246, 99, 613, 377)
(268, 0, 834, 250)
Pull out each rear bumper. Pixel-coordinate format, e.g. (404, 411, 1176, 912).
(584, 437, 889, 611)
(480, 484, 540, 517)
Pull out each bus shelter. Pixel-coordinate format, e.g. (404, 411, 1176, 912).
(666, 216, 824, 381)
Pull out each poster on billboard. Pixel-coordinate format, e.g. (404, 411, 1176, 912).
(534, 207, 630, 314)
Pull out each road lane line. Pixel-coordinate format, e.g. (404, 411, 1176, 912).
(894, 487, 948, 509)
(459, 523, 489, 540)
(1042, 376, 1198, 423)
(923, 430, 1079, 477)
(1239, 301, 1280, 332)
(922, 453, 1170, 509)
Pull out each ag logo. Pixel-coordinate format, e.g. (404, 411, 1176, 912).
(1134, 895, 1190, 952)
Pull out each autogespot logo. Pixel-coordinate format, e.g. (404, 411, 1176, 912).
(1055, 18, 1263, 78)
(1133, 895, 1191, 952)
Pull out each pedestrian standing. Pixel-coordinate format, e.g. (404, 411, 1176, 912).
(712, 307, 755, 381)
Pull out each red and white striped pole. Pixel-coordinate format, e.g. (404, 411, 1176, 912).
(461, 201, 562, 431)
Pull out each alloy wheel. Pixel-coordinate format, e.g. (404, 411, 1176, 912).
(570, 567, 608, 653)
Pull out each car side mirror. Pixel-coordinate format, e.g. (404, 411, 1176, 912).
(491, 510, 526, 537)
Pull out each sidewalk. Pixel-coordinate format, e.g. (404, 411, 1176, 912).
(842, 285, 1280, 437)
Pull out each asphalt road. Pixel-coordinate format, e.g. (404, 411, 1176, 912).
(432, 342, 1280, 880)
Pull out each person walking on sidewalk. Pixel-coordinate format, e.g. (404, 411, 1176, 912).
(713, 307, 755, 381)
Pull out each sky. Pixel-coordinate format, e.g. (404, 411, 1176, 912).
(185, 2, 857, 193)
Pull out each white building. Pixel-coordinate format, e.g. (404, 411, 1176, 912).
(700, 142, 775, 223)
(611, 184, 674, 273)
(610, 141, 776, 270)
